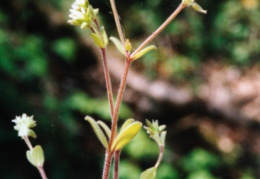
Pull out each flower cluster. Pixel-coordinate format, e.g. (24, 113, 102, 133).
(12, 113, 37, 138)
(144, 120, 167, 147)
(68, 0, 99, 29)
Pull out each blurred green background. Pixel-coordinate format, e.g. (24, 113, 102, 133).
(1, 0, 260, 178)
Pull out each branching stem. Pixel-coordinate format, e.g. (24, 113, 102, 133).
(130, 2, 186, 58)
(109, 58, 132, 148)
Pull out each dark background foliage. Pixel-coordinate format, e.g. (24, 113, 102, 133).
(0, 0, 260, 178)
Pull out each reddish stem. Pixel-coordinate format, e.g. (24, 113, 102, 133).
(109, 59, 132, 149)
(130, 3, 186, 58)
(102, 151, 113, 179)
(114, 151, 121, 179)
(101, 48, 114, 117)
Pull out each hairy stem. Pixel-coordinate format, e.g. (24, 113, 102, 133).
(113, 150, 121, 179)
(101, 48, 114, 117)
(130, 3, 186, 58)
(102, 151, 113, 179)
(109, 0, 125, 46)
(155, 146, 164, 169)
(109, 59, 132, 148)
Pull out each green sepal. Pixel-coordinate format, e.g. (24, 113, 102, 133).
(140, 167, 157, 179)
(131, 45, 156, 60)
(109, 37, 125, 56)
(85, 116, 108, 149)
(112, 121, 142, 151)
(28, 130, 37, 139)
(97, 120, 111, 139)
(160, 131, 167, 147)
(101, 26, 108, 47)
(81, 22, 88, 29)
(26, 145, 45, 167)
(91, 33, 105, 48)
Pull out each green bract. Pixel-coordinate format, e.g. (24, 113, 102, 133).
(111, 120, 142, 151)
(85, 116, 109, 149)
(110, 37, 125, 56)
(12, 113, 37, 138)
(140, 167, 157, 179)
(26, 145, 45, 167)
(131, 45, 157, 60)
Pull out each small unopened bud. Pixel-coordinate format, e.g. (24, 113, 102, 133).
(192, 3, 207, 14)
(125, 39, 132, 52)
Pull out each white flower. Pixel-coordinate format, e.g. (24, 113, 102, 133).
(12, 113, 37, 138)
(68, 0, 98, 28)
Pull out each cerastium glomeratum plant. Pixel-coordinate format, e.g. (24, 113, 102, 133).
(13, 0, 206, 178)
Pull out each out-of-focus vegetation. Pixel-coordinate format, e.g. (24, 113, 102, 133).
(0, 0, 260, 178)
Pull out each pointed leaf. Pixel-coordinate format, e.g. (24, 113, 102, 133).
(91, 33, 105, 48)
(132, 45, 156, 60)
(109, 37, 125, 55)
(97, 120, 111, 139)
(140, 167, 157, 179)
(120, 118, 134, 132)
(85, 116, 108, 149)
(112, 121, 142, 151)
(26, 145, 44, 167)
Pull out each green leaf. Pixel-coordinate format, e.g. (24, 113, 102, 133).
(85, 116, 108, 149)
(97, 120, 111, 139)
(91, 33, 105, 48)
(132, 45, 156, 60)
(26, 145, 45, 167)
(120, 118, 134, 132)
(112, 121, 142, 151)
(109, 37, 125, 55)
(140, 167, 157, 179)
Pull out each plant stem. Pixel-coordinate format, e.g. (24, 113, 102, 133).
(101, 48, 114, 117)
(155, 146, 164, 169)
(102, 151, 113, 179)
(38, 166, 48, 179)
(23, 136, 33, 150)
(23, 136, 48, 179)
(109, 59, 132, 148)
(130, 2, 186, 59)
(113, 151, 120, 179)
(109, 0, 125, 46)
